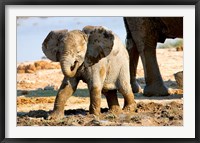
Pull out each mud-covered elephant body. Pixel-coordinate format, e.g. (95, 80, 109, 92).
(42, 26, 136, 119)
(124, 17, 183, 96)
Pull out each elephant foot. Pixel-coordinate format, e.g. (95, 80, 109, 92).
(144, 83, 169, 96)
(123, 102, 137, 113)
(131, 80, 142, 93)
(47, 110, 64, 120)
(89, 106, 101, 116)
(109, 105, 122, 113)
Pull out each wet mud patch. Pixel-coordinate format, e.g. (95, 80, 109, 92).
(17, 101, 183, 126)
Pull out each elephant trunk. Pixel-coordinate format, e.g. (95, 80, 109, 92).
(60, 56, 79, 78)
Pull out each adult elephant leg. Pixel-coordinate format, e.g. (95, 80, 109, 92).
(127, 38, 141, 93)
(139, 43, 169, 96)
(104, 90, 121, 113)
(48, 77, 78, 120)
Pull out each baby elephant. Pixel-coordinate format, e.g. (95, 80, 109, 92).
(42, 26, 136, 119)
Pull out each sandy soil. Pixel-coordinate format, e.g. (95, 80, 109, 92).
(17, 48, 183, 126)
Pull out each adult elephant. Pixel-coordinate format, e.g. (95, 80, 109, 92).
(124, 17, 183, 96)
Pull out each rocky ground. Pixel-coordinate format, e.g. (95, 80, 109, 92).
(17, 48, 183, 126)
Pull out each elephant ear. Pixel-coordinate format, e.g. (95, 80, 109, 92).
(42, 29, 68, 62)
(83, 26, 114, 66)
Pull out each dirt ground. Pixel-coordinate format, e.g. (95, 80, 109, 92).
(17, 48, 183, 126)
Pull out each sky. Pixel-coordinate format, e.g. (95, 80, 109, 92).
(17, 17, 126, 62)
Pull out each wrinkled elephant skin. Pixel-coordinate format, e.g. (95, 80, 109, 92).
(124, 17, 183, 96)
(42, 26, 136, 120)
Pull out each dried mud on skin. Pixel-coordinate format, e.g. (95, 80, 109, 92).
(17, 100, 183, 126)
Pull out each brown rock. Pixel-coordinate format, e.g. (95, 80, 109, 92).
(17, 65, 25, 73)
(176, 46, 183, 51)
(174, 71, 183, 89)
(17, 70, 25, 73)
(34, 61, 47, 70)
(25, 64, 36, 73)
(34, 61, 60, 70)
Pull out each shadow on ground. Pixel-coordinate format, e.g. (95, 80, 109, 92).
(17, 108, 109, 119)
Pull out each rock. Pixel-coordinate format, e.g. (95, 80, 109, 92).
(17, 70, 26, 73)
(34, 61, 48, 70)
(34, 61, 60, 70)
(176, 46, 183, 51)
(17, 65, 26, 73)
(25, 64, 36, 73)
(17, 61, 61, 74)
(174, 71, 183, 89)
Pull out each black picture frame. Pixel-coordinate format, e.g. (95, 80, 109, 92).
(1, 0, 200, 143)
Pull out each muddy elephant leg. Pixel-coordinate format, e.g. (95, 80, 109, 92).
(89, 86, 102, 115)
(139, 44, 169, 96)
(48, 77, 78, 120)
(126, 38, 141, 93)
(104, 90, 121, 113)
(117, 62, 137, 112)
(117, 81, 137, 112)
(121, 91, 137, 112)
